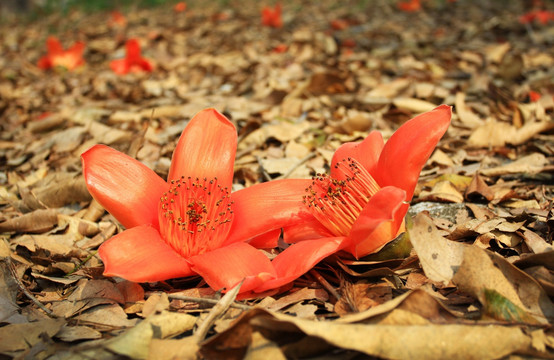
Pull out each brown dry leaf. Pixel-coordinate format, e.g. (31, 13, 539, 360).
(0, 318, 65, 353)
(452, 246, 554, 324)
(409, 213, 465, 285)
(204, 307, 537, 360)
(104, 310, 197, 359)
(0, 208, 58, 233)
(56, 325, 102, 342)
(454, 92, 483, 128)
(392, 97, 437, 113)
(468, 119, 554, 147)
(479, 153, 548, 176)
(266, 288, 328, 312)
(418, 180, 464, 203)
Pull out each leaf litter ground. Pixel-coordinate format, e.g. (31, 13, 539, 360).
(0, 0, 553, 359)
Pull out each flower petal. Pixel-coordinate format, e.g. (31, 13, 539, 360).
(168, 109, 237, 189)
(188, 242, 277, 293)
(347, 186, 407, 258)
(282, 216, 335, 244)
(255, 237, 348, 292)
(126, 39, 141, 63)
(330, 130, 384, 180)
(247, 228, 282, 249)
(99, 225, 194, 282)
(81, 144, 168, 229)
(110, 59, 128, 74)
(375, 105, 451, 200)
(225, 179, 313, 246)
(46, 36, 63, 54)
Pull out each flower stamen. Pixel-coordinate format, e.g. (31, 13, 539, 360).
(159, 176, 233, 258)
(303, 158, 380, 236)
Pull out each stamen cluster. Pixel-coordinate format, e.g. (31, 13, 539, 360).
(303, 158, 380, 236)
(159, 176, 233, 257)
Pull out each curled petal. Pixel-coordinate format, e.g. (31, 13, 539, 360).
(375, 105, 451, 200)
(226, 179, 313, 246)
(247, 228, 282, 249)
(81, 144, 168, 229)
(188, 242, 277, 293)
(168, 109, 237, 189)
(255, 237, 348, 292)
(347, 186, 407, 258)
(330, 130, 384, 180)
(99, 225, 194, 282)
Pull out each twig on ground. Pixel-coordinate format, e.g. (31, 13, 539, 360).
(4, 257, 58, 318)
(310, 269, 341, 301)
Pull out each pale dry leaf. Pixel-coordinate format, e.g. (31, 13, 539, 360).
(409, 213, 465, 285)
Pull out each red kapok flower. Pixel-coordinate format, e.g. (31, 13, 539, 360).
(235, 105, 452, 292)
(174, 2, 187, 13)
(82, 109, 304, 293)
(109, 10, 127, 28)
(519, 9, 554, 25)
(397, 0, 421, 12)
(262, 3, 283, 28)
(110, 39, 154, 75)
(37, 36, 85, 71)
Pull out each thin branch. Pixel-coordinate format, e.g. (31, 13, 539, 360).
(167, 294, 251, 311)
(310, 269, 341, 301)
(276, 152, 317, 180)
(4, 257, 58, 318)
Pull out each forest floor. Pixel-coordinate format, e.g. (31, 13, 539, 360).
(0, 0, 553, 359)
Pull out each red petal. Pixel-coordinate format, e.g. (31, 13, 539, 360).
(255, 237, 347, 292)
(247, 228, 282, 249)
(168, 109, 237, 189)
(125, 39, 141, 62)
(81, 144, 168, 229)
(110, 59, 128, 74)
(188, 242, 277, 293)
(282, 216, 334, 244)
(347, 186, 407, 258)
(225, 179, 313, 246)
(99, 225, 194, 282)
(68, 41, 85, 58)
(330, 130, 384, 180)
(46, 36, 63, 54)
(375, 105, 451, 200)
(37, 56, 52, 70)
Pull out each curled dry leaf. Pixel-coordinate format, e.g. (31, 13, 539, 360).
(0, 208, 58, 233)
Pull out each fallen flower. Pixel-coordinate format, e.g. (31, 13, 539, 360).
(519, 9, 554, 25)
(262, 3, 283, 28)
(110, 39, 153, 75)
(37, 36, 85, 71)
(82, 109, 307, 293)
(241, 105, 452, 292)
(108, 10, 127, 28)
(174, 2, 187, 13)
(397, 0, 421, 12)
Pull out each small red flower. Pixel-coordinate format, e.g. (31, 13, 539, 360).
(529, 91, 541, 102)
(262, 3, 283, 28)
(110, 39, 154, 75)
(519, 9, 554, 25)
(174, 2, 187, 13)
(397, 0, 421, 12)
(109, 10, 127, 28)
(37, 36, 85, 71)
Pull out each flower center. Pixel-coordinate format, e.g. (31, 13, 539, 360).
(303, 158, 380, 236)
(158, 176, 233, 258)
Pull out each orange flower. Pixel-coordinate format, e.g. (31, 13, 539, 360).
(261, 3, 283, 28)
(232, 106, 452, 292)
(174, 2, 187, 12)
(109, 10, 127, 28)
(110, 39, 153, 75)
(82, 109, 313, 293)
(397, 0, 421, 12)
(519, 9, 554, 25)
(37, 36, 85, 71)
